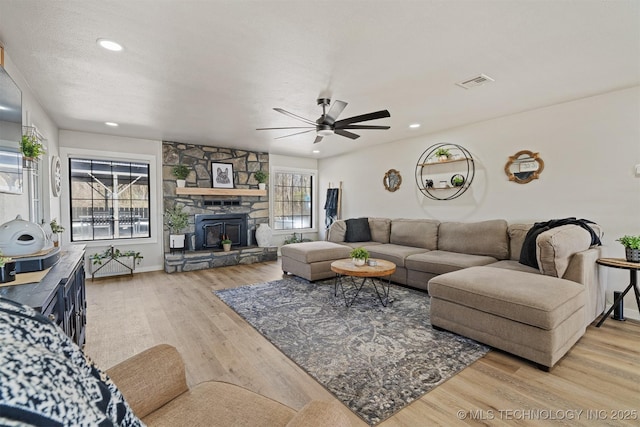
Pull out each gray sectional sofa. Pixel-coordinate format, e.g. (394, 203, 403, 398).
(280, 217, 604, 369)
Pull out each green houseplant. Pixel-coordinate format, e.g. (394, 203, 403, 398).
(434, 147, 451, 161)
(21, 134, 45, 160)
(172, 164, 190, 188)
(221, 235, 232, 252)
(254, 170, 268, 190)
(50, 218, 65, 247)
(350, 247, 370, 266)
(165, 205, 189, 252)
(616, 235, 640, 262)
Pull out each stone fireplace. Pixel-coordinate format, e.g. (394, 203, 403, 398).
(195, 213, 248, 249)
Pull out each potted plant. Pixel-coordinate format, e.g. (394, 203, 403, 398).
(451, 174, 465, 187)
(616, 235, 640, 262)
(172, 164, 190, 188)
(350, 247, 370, 266)
(254, 170, 268, 190)
(221, 235, 232, 252)
(21, 134, 45, 168)
(434, 147, 451, 162)
(50, 218, 65, 247)
(165, 205, 189, 252)
(0, 251, 16, 283)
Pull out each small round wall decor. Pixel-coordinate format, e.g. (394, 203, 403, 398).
(51, 155, 62, 197)
(383, 169, 402, 192)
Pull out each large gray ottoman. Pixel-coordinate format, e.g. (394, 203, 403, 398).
(281, 241, 351, 281)
(428, 266, 586, 370)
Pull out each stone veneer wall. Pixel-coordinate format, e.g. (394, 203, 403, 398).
(162, 141, 269, 251)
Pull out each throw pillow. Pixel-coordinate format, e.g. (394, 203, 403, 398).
(345, 217, 371, 242)
(0, 297, 143, 427)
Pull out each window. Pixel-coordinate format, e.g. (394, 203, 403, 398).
(69, 158, 150, 241)
(272, 169, 315, 231)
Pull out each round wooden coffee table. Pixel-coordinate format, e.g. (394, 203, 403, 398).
(331, 258, 396, 307)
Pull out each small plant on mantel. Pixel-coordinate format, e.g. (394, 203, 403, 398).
(172, 164, 190, 188)
(254, 170, 268, 190)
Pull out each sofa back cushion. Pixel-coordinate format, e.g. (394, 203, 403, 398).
(344, 217, 372, 242)
(390, 219, 439, 249)
(327, 220, 347, 242)
(508, 223, 533, 260)
(438, 219, 509, 259)
(536, 224, 597, 278)
(368, 218, 391, 243)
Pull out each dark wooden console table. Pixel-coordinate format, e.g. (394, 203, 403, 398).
(0, 245, 87, 346)
(595, 257, 640, 327)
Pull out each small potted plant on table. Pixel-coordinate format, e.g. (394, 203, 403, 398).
(616, 235, 640, 262)
(172, 164, 190, 188)
(350, 247, 370, 267)
(50, 218, 65, 247)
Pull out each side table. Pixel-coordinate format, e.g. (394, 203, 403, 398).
(595, 258, 640, 327)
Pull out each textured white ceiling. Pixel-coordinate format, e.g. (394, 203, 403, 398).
(0, 0, 638, 158)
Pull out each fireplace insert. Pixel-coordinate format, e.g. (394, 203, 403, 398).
(194, 214, 248, 250)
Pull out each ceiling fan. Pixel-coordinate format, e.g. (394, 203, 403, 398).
(257, 98, 390, 144)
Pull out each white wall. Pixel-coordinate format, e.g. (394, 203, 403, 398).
(59, 130, 164, 273)
(0, 53, 60, 225)
(318, 86, 640, 319)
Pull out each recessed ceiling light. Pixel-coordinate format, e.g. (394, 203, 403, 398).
(97, 38, 123, 52)
(105, 122, 119, 127)
(312, 150, 320, 154)
(409, 123, 421, 129)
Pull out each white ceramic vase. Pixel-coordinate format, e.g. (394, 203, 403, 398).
(176, 179, 186, 188)
(255, 223, 272, 247)
(258, 183, 266, 190)
(352, 258, 366, 266)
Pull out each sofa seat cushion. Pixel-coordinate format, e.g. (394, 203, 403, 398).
(280, 241, 351, 263)
(366, 244, 429, 267)
(486, 260, 541, 275)
(428, 266, 585, 330)
(340, 241, 383, 249)
(405, 250, 498, 275)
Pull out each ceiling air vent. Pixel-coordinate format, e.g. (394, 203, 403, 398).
(456, 74, 494, 89)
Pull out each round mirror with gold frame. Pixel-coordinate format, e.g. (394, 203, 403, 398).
(505, 150, 544, 184)
(383, 169, 402, 192)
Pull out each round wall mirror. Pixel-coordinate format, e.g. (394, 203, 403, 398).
(505, 150, 544, 184)
(383, 169, 402, 192)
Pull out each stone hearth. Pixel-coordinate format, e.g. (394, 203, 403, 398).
(164, 246, 277, 273)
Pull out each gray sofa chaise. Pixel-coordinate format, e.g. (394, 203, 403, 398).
(280, 217, 604, 369)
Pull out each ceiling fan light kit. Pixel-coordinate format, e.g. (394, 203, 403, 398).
(257, 98, 390, 143)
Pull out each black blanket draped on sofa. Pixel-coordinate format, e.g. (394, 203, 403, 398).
(519, 217, 601, 269)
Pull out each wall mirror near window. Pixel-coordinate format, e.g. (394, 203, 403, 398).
(504, 150, 544, 184)
(0, 66, 23, 194)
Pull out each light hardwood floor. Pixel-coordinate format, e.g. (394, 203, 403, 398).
(85, 259, 640, 426)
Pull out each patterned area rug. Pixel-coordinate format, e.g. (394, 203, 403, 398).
(214, 276, 489, 425)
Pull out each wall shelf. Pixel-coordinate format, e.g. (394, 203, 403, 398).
(176, 187, 267, 197)
(415, 143, 475, 200)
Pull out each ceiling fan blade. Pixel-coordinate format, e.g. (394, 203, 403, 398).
(334, 110, 390, 128)
(313, 135, 323, 144)
(342, 125, 391, 130)
(273, 108, 317, 125)
(334, 129, 360, 140)
(274, 129, 315, 140)
(256, 126, 315, 130)
(324, 100, 347, 125)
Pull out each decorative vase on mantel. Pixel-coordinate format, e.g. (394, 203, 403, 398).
(255, 223, 272, 247)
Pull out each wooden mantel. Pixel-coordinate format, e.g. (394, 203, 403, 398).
(175, 187, 267, 197)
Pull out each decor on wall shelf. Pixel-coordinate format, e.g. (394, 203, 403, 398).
(383, 169, 402, 192)
(504, 150, 544, 184)
(211, 162, 234, 188)
(254, 170, 268, 190)
(171, 164, 190, 188)
(255, 223, 273, 247)
(415, 143, 475, 200)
